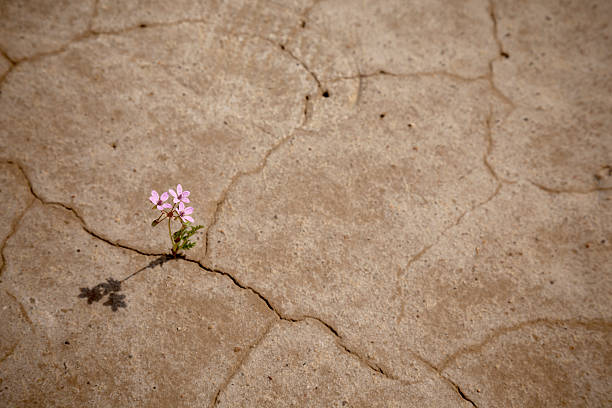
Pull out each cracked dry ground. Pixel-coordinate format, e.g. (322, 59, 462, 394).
(0, 1, 611, 407)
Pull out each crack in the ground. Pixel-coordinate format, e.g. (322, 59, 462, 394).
(4, 290, 35, 332)
(0, 1, 326, 105)
(0, 341, 19, 366)
(296, 315, 421, 385)
(471, 106, 508, 201)
(389, 104, 506, 404)
(301, 93, 313, 125)
(528, 180, 612, 195)
(396, 116, 505, 324)
(456, 383, 479, 407)
(373, 340, 480, 407)
(210, 319, 277, 408)
(4, 116, 497, 408)
(0, 163, 36, 279)
(0, 289, 38, 368)
(3, 6, 592, 404)
(202, 264, 396, 381)
(208, 315, 423, 407)
(2, 51, 510, 408)
(486, 0, 516, 116)
(2, 18, 324, 109)
(307, 65, 511, 405)
(204, 124, 304, 261)
(486, 1, 610, 194)
(483, 109, 515, 185)
(3, 23, 318, 270)
(329, 69, 486, 84)
(265, 37, 325, 95)
(6, 160, 162, 259)
(94, 18, 210, 37)
(393, 181, 504, 373)
(398, 84, 511, 405)
(7, 158, 405, 394)
(329, 66, 515, 141)
(0, 49, 15, 90)
(4, 0, 100, 66)
(438, 317, 612, 372)
(1, 15, 280, 88)
(0, 48, 16, 65)
(488, 0, 507, 59)
(333, 337, 390, 378)
(485, 4, 608, 194)
(280, 0, 322, 48)
(194, 257, 406, 386)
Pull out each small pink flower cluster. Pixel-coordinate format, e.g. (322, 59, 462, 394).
(149, 184, 194, 223)
(149, 184, 204, 256)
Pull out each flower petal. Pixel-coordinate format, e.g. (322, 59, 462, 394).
(160, 191, 169, 201)
(149, 190, 159, 204)
(184, 215, 194, 223)
(162, 203, 172, 209)
(169, 189, 177, 198)
(178, 202, 185, 212)
(183, 206, 194, 215)
(181, 197, 190, 203)
(182, 191, 190, 197)
(176, 184, 183, 195)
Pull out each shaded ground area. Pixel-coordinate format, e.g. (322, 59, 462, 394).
(1, 1, 611, 407)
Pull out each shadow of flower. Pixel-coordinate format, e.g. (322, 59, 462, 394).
(77, 255, 171, 312)
(103, 292, 127, 311)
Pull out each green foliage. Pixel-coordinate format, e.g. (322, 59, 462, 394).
(172, 222, 204, 254)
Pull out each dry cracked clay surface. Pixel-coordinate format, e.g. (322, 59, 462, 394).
(0, 0, 610, 407)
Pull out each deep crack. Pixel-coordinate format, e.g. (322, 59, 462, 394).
(0, 8, 550, 403)
(7, 160, 165, 260)
(456, 383, 479, 407)
(7, 158, 399, 391)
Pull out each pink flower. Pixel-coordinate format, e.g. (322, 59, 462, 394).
(177, 202, 194, 223)
(150, 190, 171, 211)
(169, 184, 190, 204)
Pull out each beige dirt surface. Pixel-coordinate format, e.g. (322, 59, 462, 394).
(1, 1, 610, 407)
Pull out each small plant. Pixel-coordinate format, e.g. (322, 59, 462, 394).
(150, 184, 204, 256)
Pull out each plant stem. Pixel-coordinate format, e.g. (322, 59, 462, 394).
(166, 203, 178, 256)
(168, 216, 175, 255)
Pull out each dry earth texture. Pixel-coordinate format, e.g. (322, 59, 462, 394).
(0, 0, 611, 407)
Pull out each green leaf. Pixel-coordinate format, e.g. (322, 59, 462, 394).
(184, 225, 204, 238)
(171, 224, 204, 252)
(180, 241, 196, 250)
